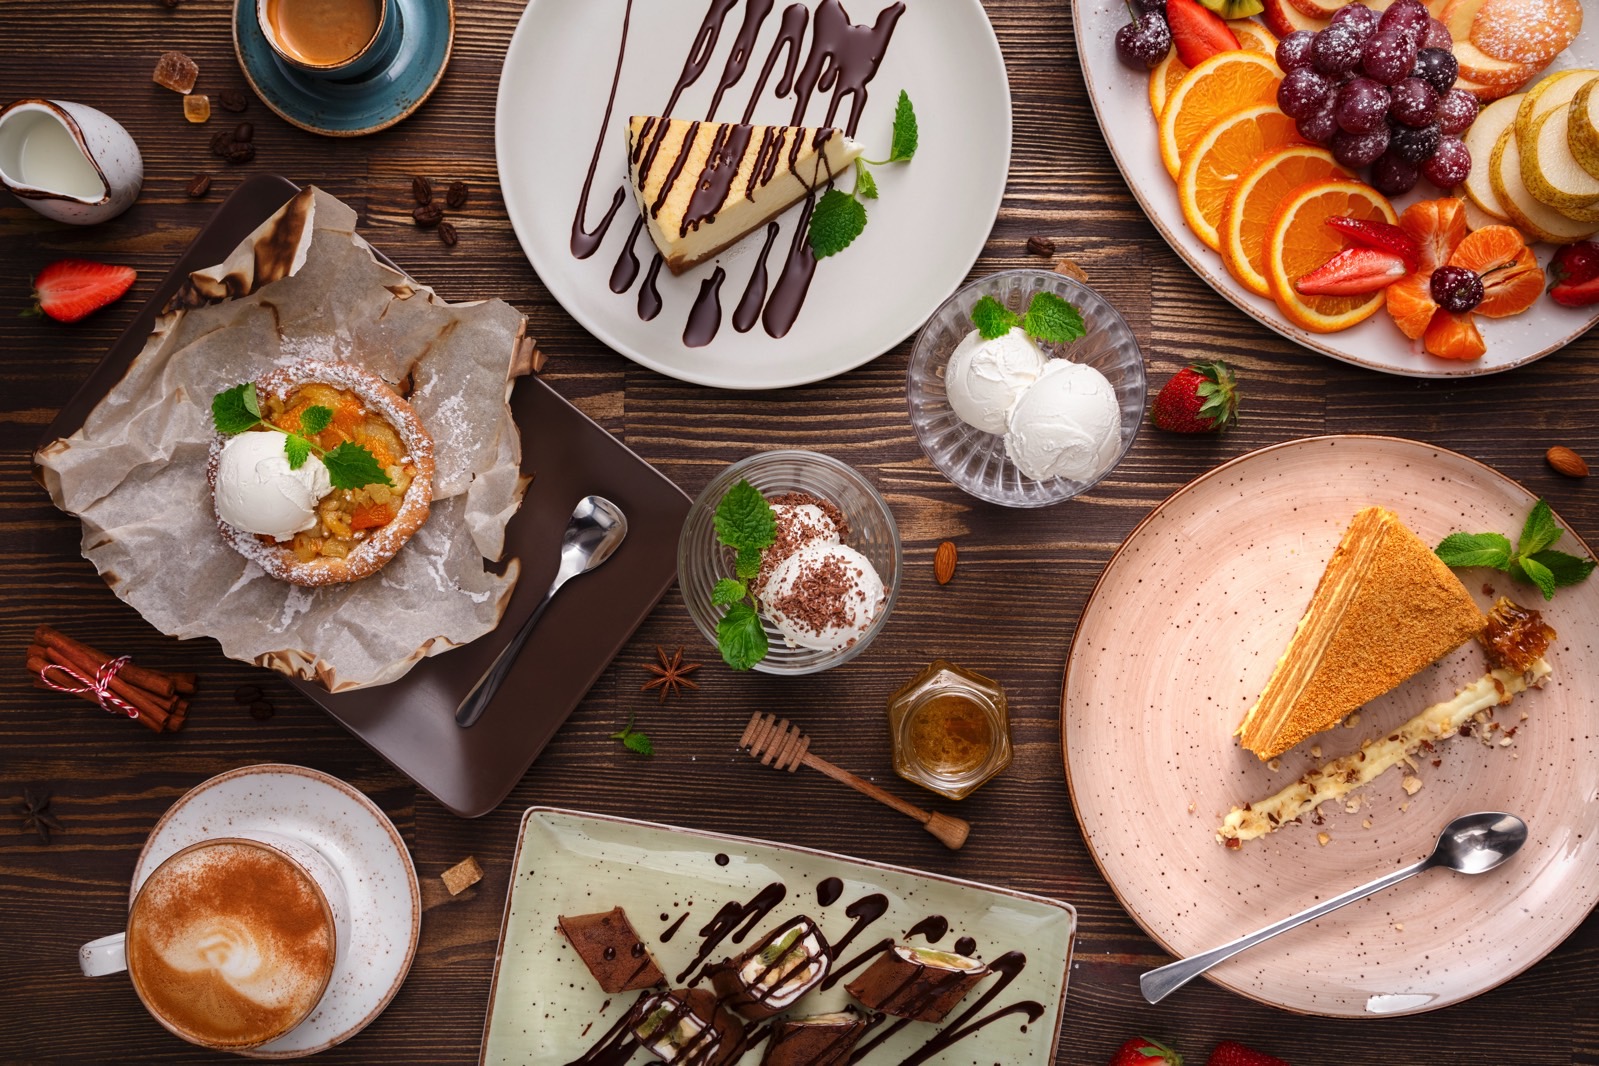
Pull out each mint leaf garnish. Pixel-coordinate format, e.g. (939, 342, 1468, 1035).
(887, 90, 918, 162)
(717, 602, 769, 671)
(715, 480, 777, 553)
(971, 295, 1019, 340)
(735, 546, 764, 581)
(1436, 500, 1594, 601)
(808, 189, 867, 259)
(284, 433, 312, 470)
(299, 404, 333, 436)
(855, 162, 879, 200)
(323, 440, 393, 491)
(1436, 532, 1513, 570)
(611, 713, 654, 756)
(1022, 292, 1086, 345)
(212, 383, 262, 435)
(712, 578, 748, 606)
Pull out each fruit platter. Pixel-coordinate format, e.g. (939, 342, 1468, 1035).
(1075, 0, 1599, 375)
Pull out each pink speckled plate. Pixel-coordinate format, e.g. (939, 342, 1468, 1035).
(1062, 435, 1599, 1017)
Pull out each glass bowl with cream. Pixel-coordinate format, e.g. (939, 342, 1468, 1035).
(679, 451, 901, 676)
(907, 269, 1146, 507)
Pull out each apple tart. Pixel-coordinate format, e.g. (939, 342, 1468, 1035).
(207, 360, 435, 586)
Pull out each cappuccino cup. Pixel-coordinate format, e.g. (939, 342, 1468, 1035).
(80, 831, 349, 1051)
(257, 0, 400, 80)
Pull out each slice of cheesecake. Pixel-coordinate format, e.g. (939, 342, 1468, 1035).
(1235, 506, 1487, 760)
(626, 117, 862, 274)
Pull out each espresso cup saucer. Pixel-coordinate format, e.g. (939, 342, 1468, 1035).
(131, 764, 421, 1058)
(232, 0, 455, 137)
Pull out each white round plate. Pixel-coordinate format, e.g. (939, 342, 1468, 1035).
(1071, 2, 1599, 376)
(1062, 436, 1599, 1016)
(496, 0, 1011, 389)
(131, 764, 421, 1057)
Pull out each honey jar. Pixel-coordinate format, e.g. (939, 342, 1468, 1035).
(886, 660, 1011, 801)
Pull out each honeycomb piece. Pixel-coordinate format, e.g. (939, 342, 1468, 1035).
(183, 94, 211, 124)
(152, 50, 198, 93)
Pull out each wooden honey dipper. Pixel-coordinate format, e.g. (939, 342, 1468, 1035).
(739, 712, 970, 850)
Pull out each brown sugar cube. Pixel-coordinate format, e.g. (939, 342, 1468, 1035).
(183, 95, 211, 123)
(440, 856, 483, 896)
(557, 907, 665, 994)
(845, 944, 989, 1023)
(153, 50, 199, 93)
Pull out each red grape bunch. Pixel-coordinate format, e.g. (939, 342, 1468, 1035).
(1274, 0, 1480, 196)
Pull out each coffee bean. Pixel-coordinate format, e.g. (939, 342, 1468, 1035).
(1026, 235, 1057, 257)
(446, 181, 468, 209)
(224, 142, 256, 164)
(412, 202, 444, 227)
(412, 175, 433, 206)
(219, 89, 249, 113)
(185, 174, 212, 198)
(233, 121, 254, 143)
(161, 0, 181, 8)
(438, 220, 458, 246)
(248, 700, 275, 720)
(210, 130, 234, 158)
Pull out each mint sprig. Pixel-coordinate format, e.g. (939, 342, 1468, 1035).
(611, 712, 654, 756)
(1436, 499, 1595, 600)
(971, 292, 1087, 345)
(807, 90, 918, 259)
(711, 479, 777, 670)
(211, 383, 392, 491)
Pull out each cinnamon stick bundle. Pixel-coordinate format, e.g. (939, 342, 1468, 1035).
(27, 625, 195, 732)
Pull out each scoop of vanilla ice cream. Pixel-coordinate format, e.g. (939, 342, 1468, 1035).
(944, 327, 1048, 435)
(761, 542, 886, 652)
(214, 431, 333, 541)
(1003, 358, 1122, 481)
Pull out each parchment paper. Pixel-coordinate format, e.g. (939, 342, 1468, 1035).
(36, 187, 531, 691)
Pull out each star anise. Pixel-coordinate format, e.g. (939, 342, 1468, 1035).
(641, 645, 701, 702)
(19, 787, 63, 845)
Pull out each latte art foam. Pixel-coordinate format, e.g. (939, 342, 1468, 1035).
(126, 840, 336, 1049)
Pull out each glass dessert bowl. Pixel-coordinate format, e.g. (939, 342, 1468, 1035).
(906, 269, 1146, 508)
(679, 451, 901, 675)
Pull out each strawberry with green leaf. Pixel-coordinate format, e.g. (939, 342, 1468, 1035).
(1151, 360, 1239, 434)
(1110, 1036, 1183, 1066)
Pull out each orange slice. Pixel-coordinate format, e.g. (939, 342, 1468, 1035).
(1221, 145, 1350, 297)
(1266, 178, 1399, 333)
(1180, 106, 1304, 251)
(1159, 51, 1282, 180)
(1149, 23, 1279, 117)
(1448, 224, 1544, 317)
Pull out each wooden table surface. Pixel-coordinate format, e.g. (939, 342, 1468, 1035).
(3, 1, 1598, 1063)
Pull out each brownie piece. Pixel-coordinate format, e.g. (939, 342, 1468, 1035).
(557, 906, 665, 993)
(845, 944, 989, 1023)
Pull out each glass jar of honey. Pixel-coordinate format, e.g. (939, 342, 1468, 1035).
(886, 660, 1011, 801)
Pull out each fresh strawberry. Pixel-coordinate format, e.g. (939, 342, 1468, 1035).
(1205, 1041, 1290, 1066)
(1294, 247, 1409, 296)
(1324, 216, 1421, 274)
(25, 259, 136, 323)
(1548, 240, 1599, 307)
(1166, 0, 1239, 66)
(1152, 360, 1239, 433)
(1111, 1036, 1184, 1066)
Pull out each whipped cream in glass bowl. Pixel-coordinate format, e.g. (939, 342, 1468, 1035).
(679, 451, 901, 676)
(907, 269, 1146, 508)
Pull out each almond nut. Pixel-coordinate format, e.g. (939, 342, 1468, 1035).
(933, 540, 957, 585)
(1547, 446, 1589, 478)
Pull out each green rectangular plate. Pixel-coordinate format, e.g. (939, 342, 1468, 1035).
(479, 807, 1076, 1064)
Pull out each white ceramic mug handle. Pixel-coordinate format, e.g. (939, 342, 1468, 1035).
(79, 932, 128, 977)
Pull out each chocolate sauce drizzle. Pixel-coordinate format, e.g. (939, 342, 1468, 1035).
(904, 915, 948, 943)
(816, 875, 845, 907)
(675, 881, 788, 984)
(661, 912, 691, 943)
(953, 936, 977, 957)
(685, 268, 727, 348)
(570, 0, 907, 346)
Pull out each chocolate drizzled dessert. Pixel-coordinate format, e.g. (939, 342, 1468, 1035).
(708, 916, 831, 1020)
(753, 491, 885, 653)
(559, 907, 665, 994)
(845, 944, 991, 1023)
(630, 988, 743, 1065)
(760, 1009, 868, 1066)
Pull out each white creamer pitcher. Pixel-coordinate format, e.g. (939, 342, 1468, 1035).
(0, 99, 142, 224)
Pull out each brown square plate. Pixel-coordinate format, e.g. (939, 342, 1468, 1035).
(38, 174, 690, 817)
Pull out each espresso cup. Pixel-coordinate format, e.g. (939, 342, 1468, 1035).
(80, 831, 349, 1051)
(256, 0, 400, 80)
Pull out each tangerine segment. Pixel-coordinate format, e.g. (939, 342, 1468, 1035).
(1424, 308, 1488, 360)
(1221, 145, 1349, 297)
(1180, 106, 1304, 251)
(1399, 198, 1469, 273)
(1449, 224, 1544, 317)
(1149, 22, 1278, 117)
(1159, 51, 1282, 180)
(1385, 272, 1438, 339)
(1266, 178, 1399, 333)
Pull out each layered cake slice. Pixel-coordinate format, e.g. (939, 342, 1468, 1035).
(1235, 506, 1487, 760)
(626, 117, 862, 274)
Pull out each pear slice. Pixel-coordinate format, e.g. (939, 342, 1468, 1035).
(1459, 195, 1513, 234)
(1490, 124, 1599, 243)
(1522, 106, 1599, 220)
(1569, 78, 1599, 181)
(1463, 92, 1522, 220)
(1513, 69, 1595, 147)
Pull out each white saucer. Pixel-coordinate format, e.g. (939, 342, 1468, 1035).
(131, 764, 421, 1057)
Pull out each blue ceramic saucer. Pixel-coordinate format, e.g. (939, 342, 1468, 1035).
(232, 0, 454, 137)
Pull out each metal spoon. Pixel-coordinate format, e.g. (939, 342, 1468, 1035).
(1139, 811, 1528, 1004)
(455, 496, 628, 728)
